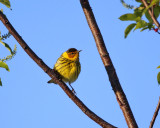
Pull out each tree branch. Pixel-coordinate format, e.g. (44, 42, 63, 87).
(0, 11, 116, 128)
(149, 97, 160, 128)
(80, 0, 138, 128)
(141, 0, 160, 29)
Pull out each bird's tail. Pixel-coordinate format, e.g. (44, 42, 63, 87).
(47, 79, 56, 84)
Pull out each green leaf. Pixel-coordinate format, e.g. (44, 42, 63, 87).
(0, 61, 10, 71)
(0, 40, 13, 54)
(134, 6, 144, 18)
(0, 0, 11, 8)
(134, 20, 148, 30)
(140, 27, 149, 32)
(157, 65, 160, 69)
(120, 0, 135, 9)
(145, 11, 153, 23)
(154, 6, 160, 18)
(140, 23, 154, 31)
(119, 13, 141, 21)
(135, 0, 142, 3)
(0, 78, 2, 86)
(148, 23, 154, 30)
(157, 72, 160, 85)
(124, 23, 136, 38)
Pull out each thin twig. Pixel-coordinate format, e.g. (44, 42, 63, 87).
(141, 0, 160, 29)
(0, 11, 117, 128)
(149, 97, 160, 128)
(150, 0, 154, 16)
(80, 0, 138, 128)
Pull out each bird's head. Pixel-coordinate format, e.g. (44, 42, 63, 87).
(63, 48, 81, 61)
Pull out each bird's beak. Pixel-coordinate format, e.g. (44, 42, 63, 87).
(78, 50, 82, 52)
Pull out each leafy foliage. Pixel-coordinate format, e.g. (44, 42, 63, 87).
(120, 1, 160, 85)
(0, 40, 12, 53)
(0, 44, 17, 62)
(142, 0, 159, 15)
(1, 31, 11, 40)
(0, 78, 2, 86)
(157, 72, 160, 85)
(0, 31, 17, 86)
(157, 66, 160, 85)
(134, 20, 148, 30)
(120, 0, 135, 9)
(124, 23, 136, 38)
(0, 1, 13, 86)
(0, 60, 10, 71)
(0, 0, 11, 8)
(0, 32, 17, 62)
(0, 32, 17, 61)
(119, 0, 160, 38)
(119, 13, 141, 21)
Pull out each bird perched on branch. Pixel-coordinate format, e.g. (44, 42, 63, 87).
(47, 48, 81, 94)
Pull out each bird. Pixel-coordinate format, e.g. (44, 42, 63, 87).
(47, 48, 81, 94)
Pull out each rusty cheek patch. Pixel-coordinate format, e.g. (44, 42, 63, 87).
(68, 52, 76, 58)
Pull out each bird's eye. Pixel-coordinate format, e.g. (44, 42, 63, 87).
(71, 52, 74, 55)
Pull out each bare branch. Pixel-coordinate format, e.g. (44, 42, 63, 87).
(0, 11, 116, 128)
(149, 97, 160, 128)
(141, 0, 160, 29)
(80, 0, 138, 128)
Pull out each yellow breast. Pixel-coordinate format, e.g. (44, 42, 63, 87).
(54, 56, 81, 84)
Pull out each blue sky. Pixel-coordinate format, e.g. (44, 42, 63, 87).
(0, 0, 160, 128)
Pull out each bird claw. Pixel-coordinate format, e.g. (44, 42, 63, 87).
(72, 89, 77, 95)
